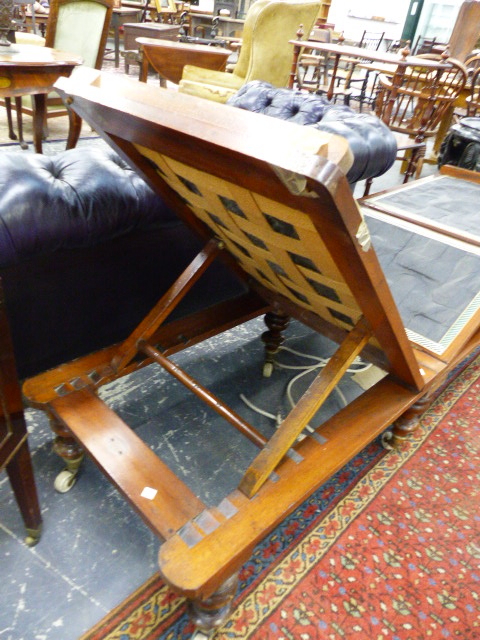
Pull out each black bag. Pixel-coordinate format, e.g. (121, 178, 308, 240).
(438, 117, 480, 172)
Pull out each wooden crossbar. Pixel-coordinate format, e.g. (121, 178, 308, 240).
(239, 316, 373, 497)
(139, 340, 268, 448)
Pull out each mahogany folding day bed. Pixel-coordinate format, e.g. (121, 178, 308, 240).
(22, 69, 480, 638)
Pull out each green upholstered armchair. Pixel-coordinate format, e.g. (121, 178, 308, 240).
(178, 0, 321, 103)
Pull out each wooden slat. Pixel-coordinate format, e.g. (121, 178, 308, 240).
(50, 388, 205, 539)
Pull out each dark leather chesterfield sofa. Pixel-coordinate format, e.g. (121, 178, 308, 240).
(0, 84, 397, 379)
(0, 147, 245, 379)
(227, 81, 397, 187)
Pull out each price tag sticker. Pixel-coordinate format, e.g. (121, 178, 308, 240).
(141, 487, 158, 500)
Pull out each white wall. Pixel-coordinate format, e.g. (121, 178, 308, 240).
(197, 0, 214, 11)
(328, 0, 412, 42)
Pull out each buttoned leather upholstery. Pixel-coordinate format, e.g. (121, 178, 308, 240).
(227, 80, 397, 185)
(0, 147, 245, 378)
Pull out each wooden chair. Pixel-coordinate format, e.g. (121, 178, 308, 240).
(296, 26, 332, 92)
(467, 65, 480, 116)
(6, 0, 113, 150)
(341, 29, 386, 110)
(0, 280, 42, 547)
(25, 68, 480, 636)
(364, 56, 467, 195)
(465, 52, 480, 74)
(387, 38, 410, 54)
(315, 29, 386, 108)
(413, 34, 437, 55)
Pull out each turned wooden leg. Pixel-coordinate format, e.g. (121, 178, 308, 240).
(5, 97, 17, 140)
(403, 146, 425, 183)
(261, 311, 290, 377)
(6, 439, 42, 546)
(389, 392, 433, 446)
(66, 108, 83, 150)
(188, 572, 239, 637)
(48, 411, 84, 493)
(15, 97, 28, 150)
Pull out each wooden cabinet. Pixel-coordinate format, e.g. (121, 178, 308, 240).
(0, 281, 41, 546)
(124, 22, 181, 51)
(317, 0, 331, 24)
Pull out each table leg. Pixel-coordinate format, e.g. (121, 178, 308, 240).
(327, 53, 340, 101)
(32, 93, 46, 154)
(15, 96, 28, 150)
(140, 48, 149, 82)
(66, 109, 82, 149)
(6, 439, 42, 546)
(114, 16, 120, 67)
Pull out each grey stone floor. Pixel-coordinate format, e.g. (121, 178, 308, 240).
(1, 316, 374, 640)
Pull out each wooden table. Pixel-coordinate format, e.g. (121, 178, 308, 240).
(289, 40, 447, 103)
(0, 44, 82, 153)
(138, 37, 231, 86)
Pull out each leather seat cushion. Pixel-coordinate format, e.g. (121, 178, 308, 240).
(0, 146, 176, 266)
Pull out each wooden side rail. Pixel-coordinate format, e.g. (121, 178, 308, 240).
(50, 388, 206, 540)
(158, 372, 426, 601)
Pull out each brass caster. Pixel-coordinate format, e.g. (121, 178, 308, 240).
(54, 468, 77, 493)
(24, 526, 42, 547)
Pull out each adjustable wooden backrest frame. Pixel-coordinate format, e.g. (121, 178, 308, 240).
(23, 70, 480, 637)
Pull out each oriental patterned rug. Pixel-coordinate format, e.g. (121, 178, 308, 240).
(80, 355, 480, 640)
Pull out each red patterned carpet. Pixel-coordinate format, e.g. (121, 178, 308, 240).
(81, 355, 480, 640)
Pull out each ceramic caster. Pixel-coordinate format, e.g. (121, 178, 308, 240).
(381, 430, 394, 450)
(263, 361, 273, 377)
(54, 469, 77, 493)
(191, 631, 214, 640)
(24, 526, 42, 547)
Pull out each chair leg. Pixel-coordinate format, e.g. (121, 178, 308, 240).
(66, 109, 82, 149)
(363, 176, 373, 197)
(5, 97, 17, 141)
(261, 311, 289, 377)
(49, 411, 85, 493)
(188, 572, 239, 635)
(403, 146, 425, 183)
